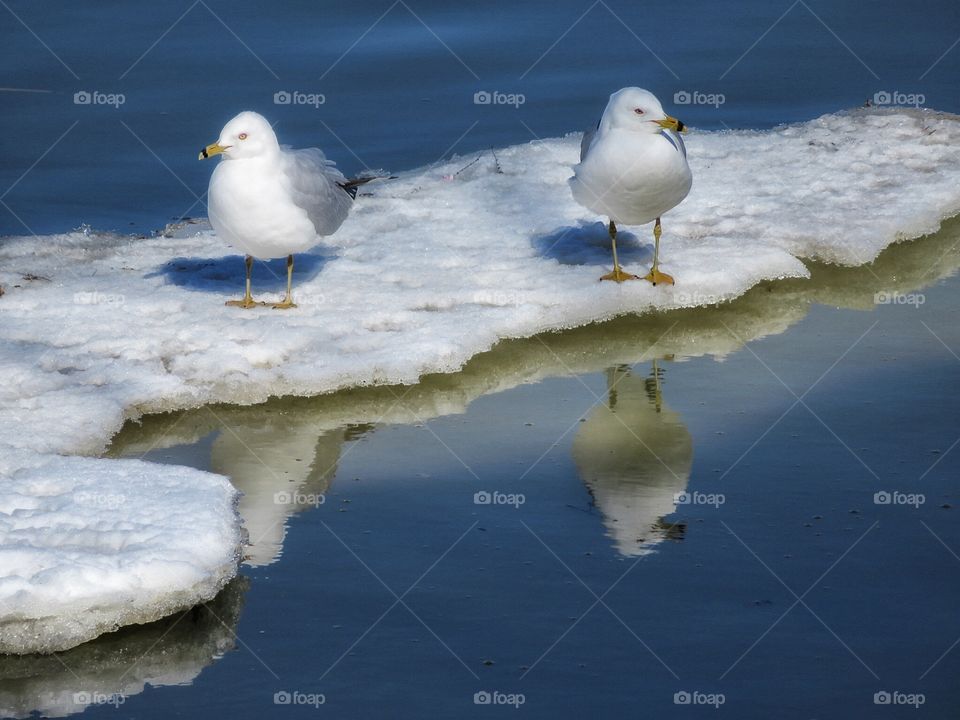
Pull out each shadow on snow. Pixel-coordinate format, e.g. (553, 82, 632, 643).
(532, 220, 652, 268)
(147, 251, 334, 293)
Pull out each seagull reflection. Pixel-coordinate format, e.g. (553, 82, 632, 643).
(572, 361, 691, 557)
(216, 425, 329, 565)
(214, 417, 374, 566)
(110, 410, 372, 567)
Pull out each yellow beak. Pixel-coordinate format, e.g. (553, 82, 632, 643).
(656, 116, 687, 133)
(199, 142, 229, 160)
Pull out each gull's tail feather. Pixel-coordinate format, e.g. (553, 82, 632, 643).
(338, 174, 397, 199)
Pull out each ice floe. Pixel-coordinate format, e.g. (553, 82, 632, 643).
(1, 107, 960, 650)
(0, 457, 242, 654)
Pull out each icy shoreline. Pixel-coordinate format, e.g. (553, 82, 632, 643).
(1, 107, 960, 653)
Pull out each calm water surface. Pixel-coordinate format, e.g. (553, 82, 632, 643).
(2, 0, 960, 234)
(2, 3, 960, 718)
(3, 223, 951, 719)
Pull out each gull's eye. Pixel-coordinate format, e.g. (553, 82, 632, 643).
(634, 108, 645, 115)
(238, 132, 248, 140)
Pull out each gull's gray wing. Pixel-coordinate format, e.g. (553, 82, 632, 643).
(580, 119, 601, 161)
(658, 130, 688, 158)
(281, 147, 353, 237)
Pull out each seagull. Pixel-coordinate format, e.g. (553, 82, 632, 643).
(199, 111, 373, 309)
(570, 88, 692, 285)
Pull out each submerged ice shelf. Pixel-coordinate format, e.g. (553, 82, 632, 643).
(1, 107, 960, 653)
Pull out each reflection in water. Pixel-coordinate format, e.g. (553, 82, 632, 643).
(110, 220, 960, 566)
(0, 577, 248, 719)
(572, 362, 691, 557)
(111, 416, 371, 566)
(210, 424, 345, 567)
(80, 218, 960, 717)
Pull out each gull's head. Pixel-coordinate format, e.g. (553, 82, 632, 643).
(199, 111, 279, 161)
(602, 87, 687, 135)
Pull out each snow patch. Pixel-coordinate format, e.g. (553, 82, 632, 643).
(0, 457, 241, 654)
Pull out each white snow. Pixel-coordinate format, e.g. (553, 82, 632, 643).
(0, 457, 241, 654)
(1, 107, 960, 650)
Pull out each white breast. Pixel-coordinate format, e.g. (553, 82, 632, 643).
(571, 129, 692, 226)
(208, 157, 320, 259)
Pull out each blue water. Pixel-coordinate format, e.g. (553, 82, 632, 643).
(96, 235, 960, 720)
(3, 0, 960, 236)
(3, 4, 960, 719)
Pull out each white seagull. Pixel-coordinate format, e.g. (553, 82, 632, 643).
(570, 88, 692, 285)
(199, 111, 371, 309)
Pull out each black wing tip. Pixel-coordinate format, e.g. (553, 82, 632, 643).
(339, 174, 397, 198)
